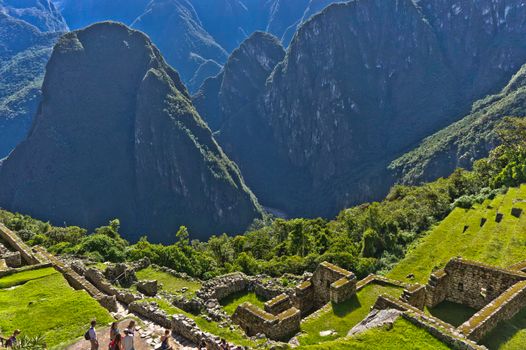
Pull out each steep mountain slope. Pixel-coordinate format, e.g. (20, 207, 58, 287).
(203, 0, 526, 218)
(54, 0, 150, 30)
(0, 2, 64, 158)
(0, 22, 262, 242)
(56, 0, 226, 91)
(193, 32, 285, 131)
(131, 0, 227, 84)
(391, 64, 526, 184)
(0, 0, 67, 32)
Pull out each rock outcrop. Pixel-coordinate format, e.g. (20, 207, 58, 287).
(193, 32, 285, 131)
(0, 22, 262, 242)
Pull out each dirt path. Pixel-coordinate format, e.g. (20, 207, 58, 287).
(65, 319, 196, 350)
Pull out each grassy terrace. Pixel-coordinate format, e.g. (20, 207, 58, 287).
(136, 266, 202, 298)
(388, 185, 526, 284)
(0, 268, 113, 349)
(220, 291, 266, 316)
(297, 283, 403, 345)
(297, 318, 451, 349)
(143, 298, 266, 348)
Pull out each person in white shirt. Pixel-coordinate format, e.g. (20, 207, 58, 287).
(123, 320, 135, 350)
(89, 320, 99, 350)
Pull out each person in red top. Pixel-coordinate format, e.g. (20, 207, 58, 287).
(109, 334, 124, 350)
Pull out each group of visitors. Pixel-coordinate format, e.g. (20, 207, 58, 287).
(86, 320, 172, 350)
(0, 329, 20, 348)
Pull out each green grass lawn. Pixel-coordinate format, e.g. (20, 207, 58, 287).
(0, 269, 113, 348)
(297, 318, 450, 349)
(135, 266, 201, 298)
(481, 307, 526, 350)
(425, 301, 476, 327)
(144, 298, 267, 348)
(388, 186, 526, 284)
(297, 283, 403, 345)
(220, 291, 266, 316)
(0, 267, 56, 288)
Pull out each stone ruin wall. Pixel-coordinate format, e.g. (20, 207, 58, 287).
(231, 262, 357, 340)
(459, 280, 526, 341)
(310, 261, 356, 308)
(426, 258, 526, 309)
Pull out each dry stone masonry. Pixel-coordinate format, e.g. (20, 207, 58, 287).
(232, 262, 357, 340)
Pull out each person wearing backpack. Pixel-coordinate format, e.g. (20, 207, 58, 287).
(84, 320, 99, 350)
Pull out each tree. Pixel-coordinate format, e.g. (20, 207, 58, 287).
(176, 226, 190, 248)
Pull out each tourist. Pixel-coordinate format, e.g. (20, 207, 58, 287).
(5, 329, 20, 348)
(89, 320, 99, 350)
(110, 322, 120, 342)
(109, 333, 124, 350)
(123, 320, 135, 350)
(158, 329, 172, 350)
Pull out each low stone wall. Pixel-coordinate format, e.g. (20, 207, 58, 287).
(172, 295, 203, 314)
(459, 280, 526, 341)
(85, 267, 141, 305)
(171, 314, 239, 350)
(232, 302, 300, 341)
(129, 301, 172, 329)
(197, 272, 247, 301)
(265, 293, 292, 315)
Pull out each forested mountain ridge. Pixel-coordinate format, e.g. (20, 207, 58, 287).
(199, 0, 526, 218)
(0, 0, 65, 158)
(0, 22, 263, 243)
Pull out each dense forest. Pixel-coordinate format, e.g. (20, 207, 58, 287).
(3, 117, 525, 281)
